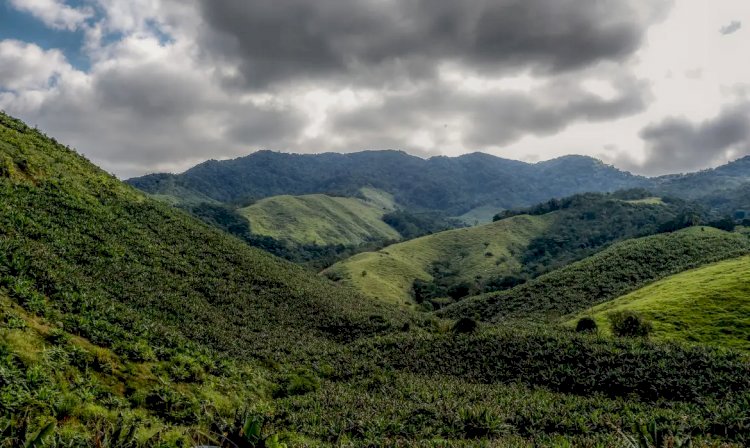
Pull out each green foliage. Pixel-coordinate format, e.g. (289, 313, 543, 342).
(441, 227, 749, 322)
(575, 254, 750, 350)
(609, 311, 653, 338)
(324, 214, 549, 304)
(382, 210, 462, 239)
(451, 318, 478, 334)
(4, 112, 750, 447)
(185, 201, 399, 270)
(128, 151, 645, 216)
(575, 317, 598, 333)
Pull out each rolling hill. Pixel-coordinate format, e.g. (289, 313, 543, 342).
(571, 254, 750, 350)
(325, 192, 689, 306)
(237, 189, 399, 247)
(440, 227, 750, 322)
(323, 214, 551, 305)
(0, 112, 412, 443)
(4, 112, 750, 446)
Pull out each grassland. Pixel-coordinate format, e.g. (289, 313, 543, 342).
(237, 191, 399, 246)
(455, 204, 501, 225)
(441, 226, 750, 322)
(572, 255, 750, 350)
(323, 215, 551, 304)
(625, 196, 664, 205)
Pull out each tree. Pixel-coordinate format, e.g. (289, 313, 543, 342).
(609, 311, 653, 338)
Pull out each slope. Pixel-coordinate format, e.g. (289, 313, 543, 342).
(0, 112, 415, 441)
(440, 227, 750, 322)
(327, 192, 689, 306)
(237, 190, 399, 247)
(572, 255, 750, 350)
(323, 215, 552, 305)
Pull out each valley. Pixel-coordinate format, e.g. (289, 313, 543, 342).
(2, 112, 750, 446)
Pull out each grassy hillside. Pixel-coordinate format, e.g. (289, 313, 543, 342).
(0, 112, 410, 443)
(573, 255, 750, 350)
(440, 227, 750, 322)
(328, 192, 690, 306)
(323, 214, 551, 305)
(237, 191, 399, 246)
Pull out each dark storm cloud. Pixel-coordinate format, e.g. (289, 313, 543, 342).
(195, 0, 670, 88)
(720, 20, 742, 35)
(631, 103, 750, 175)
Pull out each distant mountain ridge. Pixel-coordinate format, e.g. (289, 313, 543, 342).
(129, 150, 750, 215)
(127, 150, 647, 215)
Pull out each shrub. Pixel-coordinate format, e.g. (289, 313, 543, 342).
(609, 311, 653, 338)
(452, 318, 478, 334)
(274, 370, 320, 398)
(575, 317, 598, 333)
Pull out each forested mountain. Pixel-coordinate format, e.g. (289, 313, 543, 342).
(128, 150, 646, 215)
(654, 156, 750, 200)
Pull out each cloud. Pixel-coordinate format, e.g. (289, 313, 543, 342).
(720, 20, 742, 35)
(0, 0, 675, 177)
(194, 0, 671, 89)
(9, 0, 93, 31)
(622, 103, 750, 175)
(0, 37, 305, 177)
(0, 40, 73, 91)
(325, 67, 650, 154)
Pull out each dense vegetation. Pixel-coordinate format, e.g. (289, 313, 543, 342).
(127, 151, 646, 215)
(331, 191, 700, 307)
(279, 325, 750, 446)
(4, 112, 750, 446)
(0, 112, 408, 443)
(494, 191, 701, 276)
(440, 227, 750, 322)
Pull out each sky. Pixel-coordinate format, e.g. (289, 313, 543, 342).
(0, 0, 749, 179)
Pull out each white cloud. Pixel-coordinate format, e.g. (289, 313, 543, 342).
(9, 0, 93, 31)
(0, 40, 74, 90)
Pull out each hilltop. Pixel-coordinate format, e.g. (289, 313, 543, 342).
(323, 214, 550, 305)
(237, 191, 399, 247)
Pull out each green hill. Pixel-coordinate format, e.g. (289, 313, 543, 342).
(440, 227, 750, 322)
(571, 255, 750, 350)
(0, 112, 409, 443)
(323, 214, 551, 305)
(326, 192, 691, 306)
(237, 190, 399, 246)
